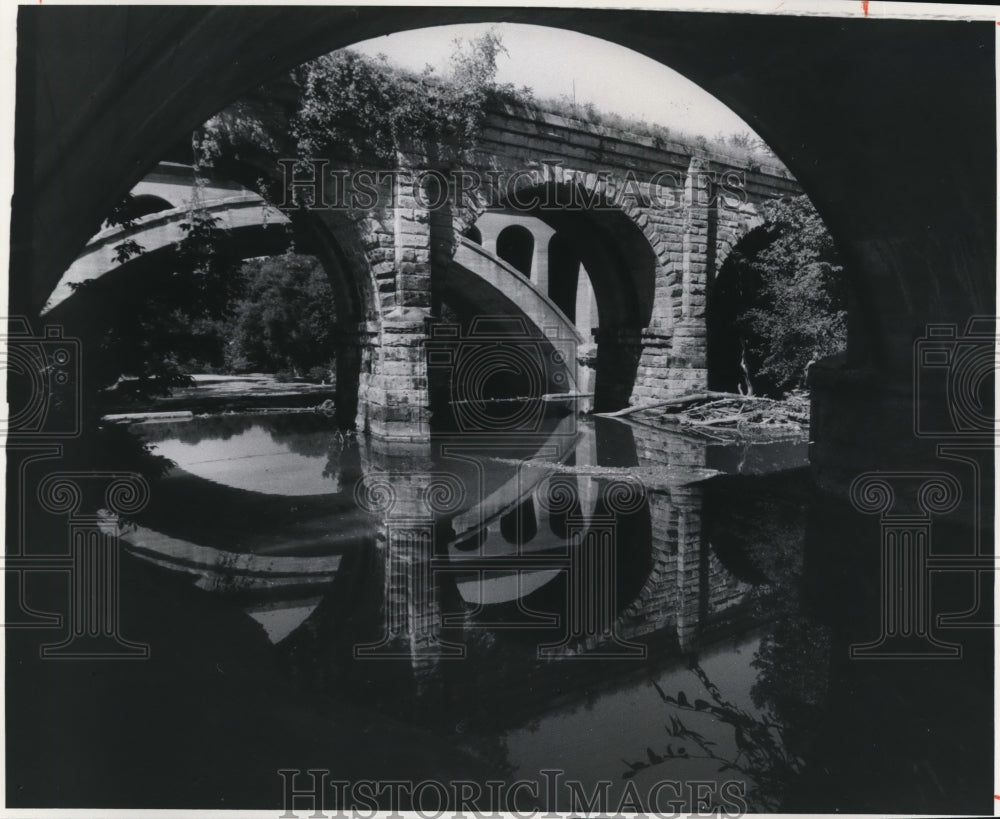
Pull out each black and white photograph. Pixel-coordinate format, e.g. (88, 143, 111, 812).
(2, 2, 997, 816)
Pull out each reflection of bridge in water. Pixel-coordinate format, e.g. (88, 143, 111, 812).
(352, 418, 758, 676)
(117, 414, 785, 693)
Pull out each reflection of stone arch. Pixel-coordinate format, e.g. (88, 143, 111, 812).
(614, 486, 700, 648)
(500, 496, 537, 545)
(541, 474, 582, 540)
(610, 482, 756, 653)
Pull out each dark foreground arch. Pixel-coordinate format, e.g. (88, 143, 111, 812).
(11, 6, 993, 493)
(7, 9, 996, 814)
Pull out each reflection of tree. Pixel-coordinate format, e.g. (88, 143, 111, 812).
(134, 412, 357, 493)
(749, 594, 829, 762)
(87, 423, 176, 479)
(179, 414, 256, 444)
(265, 414, 346, 457)
(701, 468, 830, 763)
(622, 663, 801, 812)
(627, 468, 830, 811)
(137, 412, 344, 452)
(137, 414, 255, 444)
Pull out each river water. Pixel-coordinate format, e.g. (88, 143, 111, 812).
(113, 408, 820, 812)
(8, 403, 991, 813)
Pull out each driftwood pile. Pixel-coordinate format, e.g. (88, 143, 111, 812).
(600, 390, 810, 440)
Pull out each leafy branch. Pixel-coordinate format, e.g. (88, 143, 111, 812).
(731, 195, 846, 395)
(102, 193, 148, 264)
(622, 663, 803, 812)
(199, 29, 517, 183)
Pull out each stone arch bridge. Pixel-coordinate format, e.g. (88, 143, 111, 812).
(48, 106, 799, 442)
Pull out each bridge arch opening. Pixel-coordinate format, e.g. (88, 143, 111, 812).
(706, 199, 848, 398)
(547, 232, 581, 323)
(114, 194, 175, 223)
(467, 179, 659, 412)
(44, 160, 383, 429)
(26, 13, 979, 457)
(706, 224, 772, 394)
(495, 224, 534, 278)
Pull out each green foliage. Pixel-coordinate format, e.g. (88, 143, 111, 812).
(448, 29, 507, 90)
(223, 253, 338, 378)
(200, 29, 513, 174)
(623, 664, 803, 812)
(733, 195, 847, 395)
(75, 202, 248, 402)
(78, 205, 336, 401)
(103, 193, 148, 264)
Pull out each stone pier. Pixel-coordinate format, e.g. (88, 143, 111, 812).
(355, 167, 435, 444)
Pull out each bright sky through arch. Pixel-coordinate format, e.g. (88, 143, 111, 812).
(348, 23, 758, 141)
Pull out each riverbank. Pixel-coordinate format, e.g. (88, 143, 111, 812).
(103, 376, 811, 446)
(102, 373, 336, 415)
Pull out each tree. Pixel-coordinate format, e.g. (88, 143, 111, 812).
(225, 253, 338, 378)
(200, 29, 514, 176)
(723, 195, 847, 396)
(72, 203, 247, 401)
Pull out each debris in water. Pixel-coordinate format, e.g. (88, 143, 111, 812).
(602, 390, 810, 442)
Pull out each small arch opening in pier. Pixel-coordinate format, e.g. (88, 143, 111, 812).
(496, 224, 534, 278)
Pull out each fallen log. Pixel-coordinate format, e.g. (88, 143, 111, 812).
(683, 415, 742, 427)
(595, 391, 765, 418)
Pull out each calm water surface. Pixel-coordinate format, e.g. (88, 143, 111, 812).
(125, 410, 819, 812)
